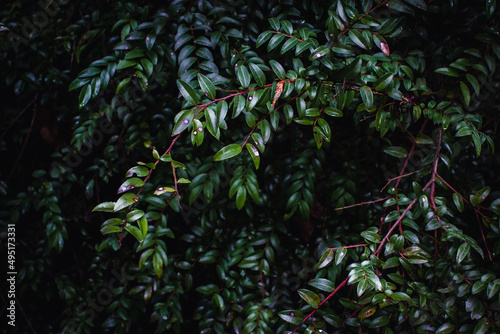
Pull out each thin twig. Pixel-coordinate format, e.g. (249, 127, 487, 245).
(374, 195, 420, 257)
(7, 104, 38, 183)
(334, 197, 390, 211)
(394, 119, 428, 191)
(380, 169, 425, 193)
(291, 277, 349, 333)
(170, 159, 180, 207)
(0, 93, 38, 141)
(329, 244, 367, 251)
(429, 128, 442, 211)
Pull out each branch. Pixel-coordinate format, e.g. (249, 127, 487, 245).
(429, 128, 442, 211)
(291, 277, 349, 333)
(334, 197, 390, 211)
(7, 103, 38, 183)
(374, 195, 419, 257)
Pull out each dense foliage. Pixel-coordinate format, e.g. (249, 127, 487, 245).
(1, 0, 500, 333)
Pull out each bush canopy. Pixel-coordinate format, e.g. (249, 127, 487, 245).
(1, 0, 500, 333)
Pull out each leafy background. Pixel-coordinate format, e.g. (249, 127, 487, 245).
(1, 0, 500, 333)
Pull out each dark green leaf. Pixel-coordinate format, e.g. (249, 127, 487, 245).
(197, 73, 216, 100)
(298, 289, 320, 309)
(360, 85, 373, 109)
(384, 146, 408, 159)
(309, 278, 335, 292)
(177, 79, 199, 106)
(319, 249, 334, 268)
(236, 64, 251, 88)
(249, 63, 266, 87)
(269, 60, 286, 80)
(214, 144, 242, 161)
(114, 193, 138, 212)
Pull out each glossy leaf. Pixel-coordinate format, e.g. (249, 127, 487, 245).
(197, 73, 216, 100)
(384, 146, 408, 159)
(360, 85, 373, 109)
(269, 60, 286, 80)
(249, 63, 266, 87)
(213, 144, 242, 161)
(236, 64, 251, 88)
(114, 193, 138, 212)
(298, 289, 320, 309)
(177, 79, 199, 106)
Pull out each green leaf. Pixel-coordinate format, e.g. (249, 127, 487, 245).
(100, 218, 123, 233)
(281, 20, 293, 34)
(126, 209, 144, 222)
(435, 67, 460, 77)
(138, 216, 148, 238)
(268, 17, 280, 31)
(474, 318, 490, 334)
(298, 289, 320, 309)
(197, 73, 216, 100)
(100, 224, 122, 234)
(324, 107, 343, 117)
(309, 45, 330, 60)
(115, 77, 131, 94)
(466, 73, 480, 95)
(172, 109, 194, 136)
(318, 249, 334, 268)
(384, 146, 408, 159)
(456, 242, 470, 264)
(358, 305, 377, 319)
(141, 58, 154, 77)
(267, 33, 285, 51)
(214, 144, 242, 161)
(471, 186, 491, 207)
(256, 31, 272, 48)
(487, 279, 500, 299)
(278, 310, 304, 325)
(269, 60, 285, 80)
(93, 202, 116, 212)
(125, 225, 143, 242)
(205, 108, 218, 138)
(335, 246, 347, 265)
(176, 79, 199, 106)
(281, 38, 299, 54)
(435, 323, 455, 334)
(145, 33, 156, 50)
(153, 251, 163, 277)
(367, 272, 383, 291)
(69, 78, 91, 92)
(374, 73, 394, 91)
(118, 177, 145, 194)
(460, 81, 470, 106)
(116, 59, 137, 70)
(391, 292, 411, 301)
(309, 278, 335, 292)
(295, 41, 311, 56)
(196, 284, 219, 294)
(360, 86, 373, 109)
(246, 144, 260, 169)
(114, 193, 138, 212)
(78, 84, 92, 108)
(139, 249, 154, 269)
(486, 0, 496, 19)
(236, 64, 251, 88)
(235, 186, 246, 210)
(249, 63, 266, 87)
(212, 293, 225, 312)
(425, 219, 441, 231)
(453, 192, 464, 212)
(126, 166, 150, 177)
(348, 29, 368, 49)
